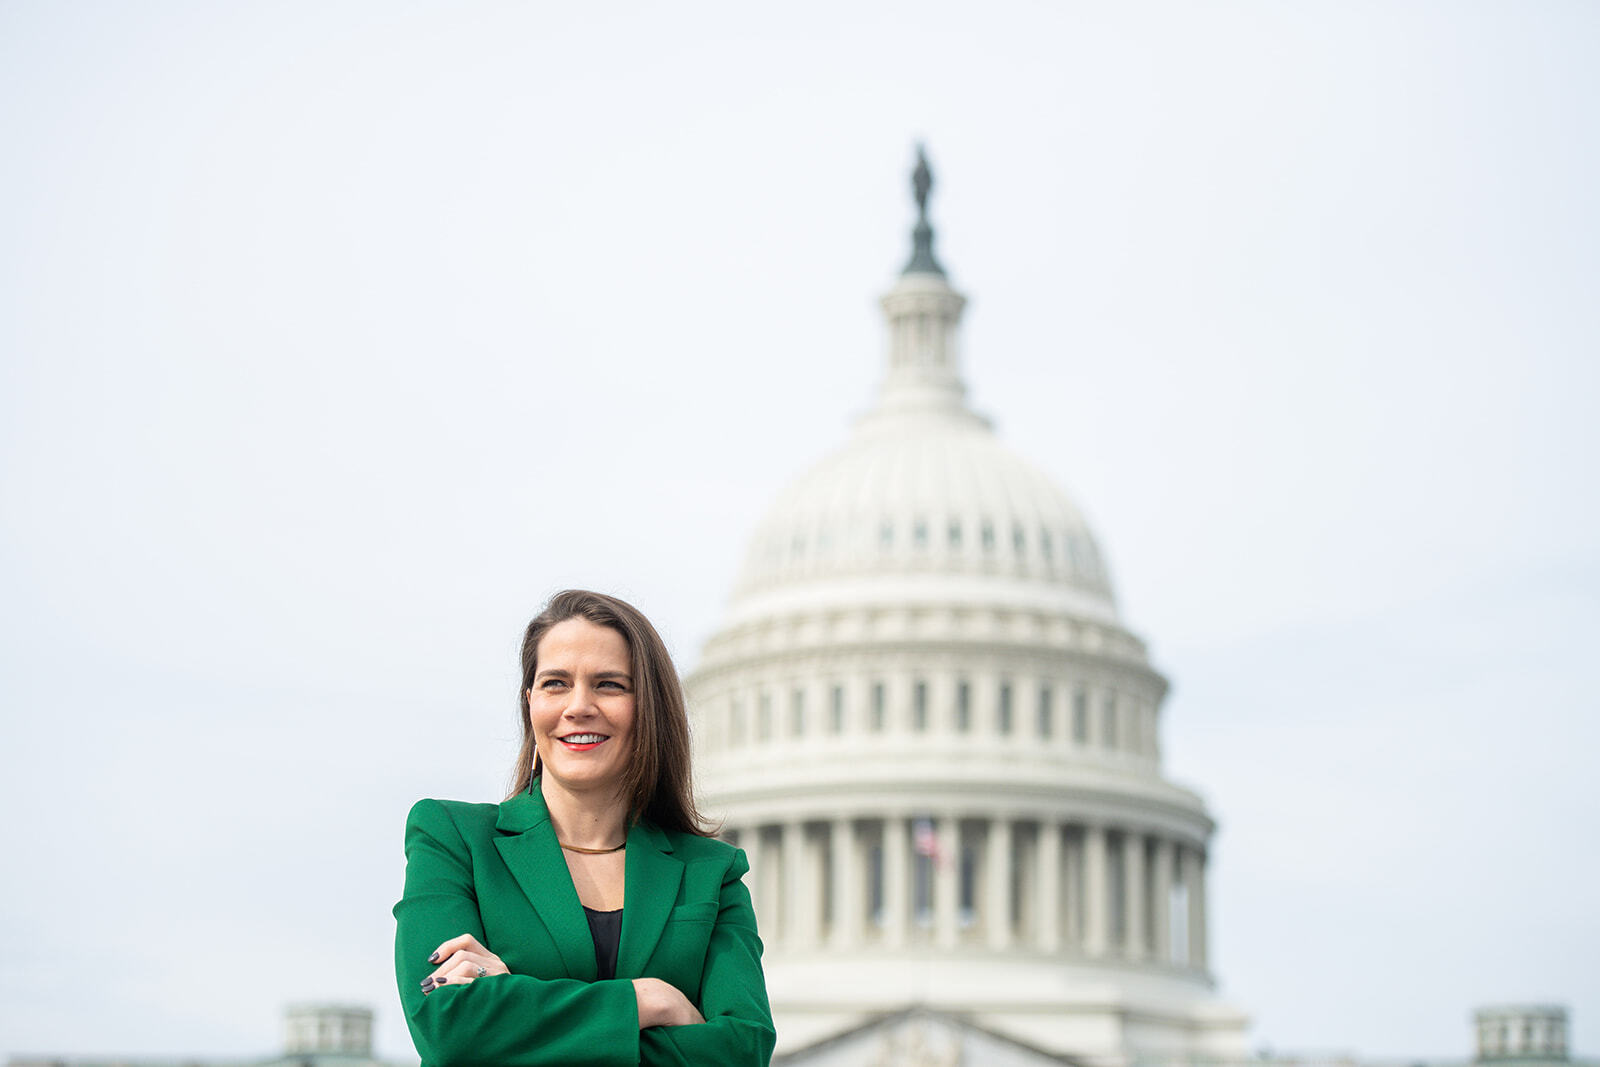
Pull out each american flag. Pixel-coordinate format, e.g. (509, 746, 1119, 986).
(913, 817, 944, 868)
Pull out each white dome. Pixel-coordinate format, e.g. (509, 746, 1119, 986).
(686, 151, 1244, 1065)
(732, 406, 1116, 615)
(722, 267, 1119, 633)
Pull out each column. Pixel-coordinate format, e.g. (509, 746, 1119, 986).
(1084, 684, 1102, 749)
(1082, 823, 1108, 957)
(1123, 831, 1146, 960)
(1062, 828, 1082, 948)
(890, 675, 908, 734)
(784, 820, 816, 948)
(1151, 836, 1173, 964)
(743, 826, 767, 933)
(976, 670, 997, 735)
(1187, 845, 1208, 970)
(985, 817, 1012, 949)
(1036, 819, 1061, 952)
(934, 814, 959, 949)
(883, 815, 909, 948)
(829, 816, 859, 949)
(924, 671, 945, 734)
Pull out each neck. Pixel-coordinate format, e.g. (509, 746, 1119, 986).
(539, 778, 630, 850)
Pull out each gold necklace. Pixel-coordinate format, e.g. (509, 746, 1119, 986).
(559, 840, 626, 854)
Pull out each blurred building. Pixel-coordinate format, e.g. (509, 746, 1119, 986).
(1475, 1006, 1571, 1065)
(273, 1004, 382, 1065)
(684, 148, 1248, 1066)
(6, 1004, 410, 1067)
(6, 1001, 1586, 1067)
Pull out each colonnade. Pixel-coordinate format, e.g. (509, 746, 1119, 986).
(702, 675, 1161, 762)
(725, 814, 1208, 970)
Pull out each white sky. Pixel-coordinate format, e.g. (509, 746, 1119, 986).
(2, 1, 1596, 1060)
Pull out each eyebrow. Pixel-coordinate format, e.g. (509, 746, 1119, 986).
(533, 668, 633, 683)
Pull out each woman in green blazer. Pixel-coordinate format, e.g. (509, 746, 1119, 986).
(394, 590, 775, 1066)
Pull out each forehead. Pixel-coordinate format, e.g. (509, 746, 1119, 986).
(535, 617, 631, 669)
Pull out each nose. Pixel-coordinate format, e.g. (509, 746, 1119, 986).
(561, 682, 599, 717)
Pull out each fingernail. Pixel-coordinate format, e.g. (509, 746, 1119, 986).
(434, 975, 446, 984)
(427, 952, 440, 964)
(420, 977, 433, 988)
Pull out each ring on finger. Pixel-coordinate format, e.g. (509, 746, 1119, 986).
(475, 965, 487, 978)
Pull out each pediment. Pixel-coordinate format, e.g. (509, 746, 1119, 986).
(775, 1006, 1085, 1067)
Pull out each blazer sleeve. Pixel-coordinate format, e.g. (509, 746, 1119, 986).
(638, 847, 776, 1067)
(394, 798, 642, 1067)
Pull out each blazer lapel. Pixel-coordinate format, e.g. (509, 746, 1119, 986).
(617, 820, 684, 978)
(493, 791, 597, 980)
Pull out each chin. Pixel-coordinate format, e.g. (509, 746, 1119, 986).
(549, 767, 625, 791)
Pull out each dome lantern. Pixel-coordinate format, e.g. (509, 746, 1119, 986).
(875, 146, 977, 422)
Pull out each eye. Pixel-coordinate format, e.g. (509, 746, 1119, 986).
(598, 680, 628, 691)
(537, 678, 568, 691)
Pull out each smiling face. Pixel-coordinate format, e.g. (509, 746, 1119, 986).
(528, 617, 637, 800)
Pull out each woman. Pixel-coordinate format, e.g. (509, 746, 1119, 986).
(394, 590, 775, 1066)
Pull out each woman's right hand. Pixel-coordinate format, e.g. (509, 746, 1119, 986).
(632, 977, 705, 1029)
(421, 932, 510, 994)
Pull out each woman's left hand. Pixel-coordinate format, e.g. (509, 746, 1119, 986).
(421, 933, 510, 994)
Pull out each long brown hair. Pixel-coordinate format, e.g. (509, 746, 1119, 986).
(507, 589, 710, 836)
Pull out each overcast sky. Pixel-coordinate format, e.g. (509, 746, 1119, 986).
(2, 1, 1596, 1061)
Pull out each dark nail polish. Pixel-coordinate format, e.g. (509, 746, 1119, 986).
(420, 977, 432, 988)
(434, 975, 446, 984)
(427, 952, 440, 964)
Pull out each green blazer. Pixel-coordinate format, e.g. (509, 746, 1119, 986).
(393, 789, 775, 1066)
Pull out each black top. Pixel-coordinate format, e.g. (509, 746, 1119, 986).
(583, 906, 623, 981)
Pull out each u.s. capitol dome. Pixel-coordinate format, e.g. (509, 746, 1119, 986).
(686, 149, 1247, 1066)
